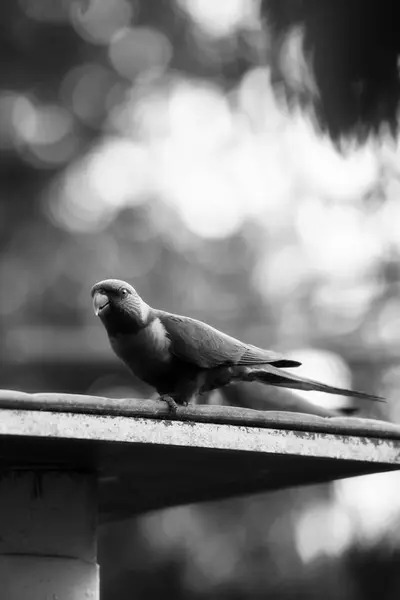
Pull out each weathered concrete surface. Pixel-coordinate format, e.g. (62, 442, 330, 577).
(0, 389, 398, 439)
(0, 408, 398, 464)
(0, 556, 99, 600)
(0, 390, 399, 520)
(0, 471, 98, 600)
(0, 471, 97, 560)
(0, 389, 398, 596)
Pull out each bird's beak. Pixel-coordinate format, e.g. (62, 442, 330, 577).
(93, 292, 110, 316)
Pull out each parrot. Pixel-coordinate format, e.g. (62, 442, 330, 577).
(91, 279, 384, 412)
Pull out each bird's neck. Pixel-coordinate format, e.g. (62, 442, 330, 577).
(101, 306, 154, 337)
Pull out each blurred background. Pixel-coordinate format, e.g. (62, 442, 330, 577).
(1, 0, 400, 597)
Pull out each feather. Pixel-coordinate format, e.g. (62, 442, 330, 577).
(157, 312, 301, 369)
(248, 363, 384, 402)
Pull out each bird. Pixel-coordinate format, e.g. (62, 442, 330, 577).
(91, 279, 384, 412)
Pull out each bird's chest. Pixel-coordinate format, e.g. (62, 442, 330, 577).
(110, 318, 172, 383)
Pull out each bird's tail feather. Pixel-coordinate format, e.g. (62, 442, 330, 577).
(248, 364, 384, 402)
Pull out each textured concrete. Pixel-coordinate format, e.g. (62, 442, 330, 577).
(0, 407, 399, 463)
(0, 471, 98, 600)
(0, 556, 99, 600)
(0, 388, 399, 596)
(0, 388, 398, 438)
(0, 396, 399, 519)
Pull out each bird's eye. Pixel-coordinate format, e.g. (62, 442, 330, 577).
(121, 288, 128, 297)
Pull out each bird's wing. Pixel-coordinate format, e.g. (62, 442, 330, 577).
(158, 313, 301, 369)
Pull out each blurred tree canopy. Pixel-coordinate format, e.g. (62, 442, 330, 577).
(264, 0, 400, 141)
(2, 1, 400, 599)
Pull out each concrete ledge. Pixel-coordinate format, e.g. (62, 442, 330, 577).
(0, 390, 399, 520)
(0, 389, 398, 439)
(0, 407, 399, 464)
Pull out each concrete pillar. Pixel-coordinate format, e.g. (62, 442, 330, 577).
(0, 470, 99, 599)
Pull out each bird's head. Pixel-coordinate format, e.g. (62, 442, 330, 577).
(91, 279, 151, 330)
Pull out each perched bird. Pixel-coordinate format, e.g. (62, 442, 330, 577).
(91, 279, 383, 411)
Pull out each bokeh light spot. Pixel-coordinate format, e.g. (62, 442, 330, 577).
(109, 27, 172, 80)
(295, 502, 353, 563)
(177, 0, 260, 37)
(61, 63, 116, 124)
(46, 137, 152, 232)
(71, 0, 134, 45)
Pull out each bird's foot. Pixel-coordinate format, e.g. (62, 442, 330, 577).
(159, 394, 179, 414)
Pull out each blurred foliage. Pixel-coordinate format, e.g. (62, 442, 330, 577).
(1, 0, 400, 598)
(263, 0, 400, 142)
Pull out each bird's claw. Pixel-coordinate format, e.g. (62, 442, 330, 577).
(159, 395, 179, 413)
